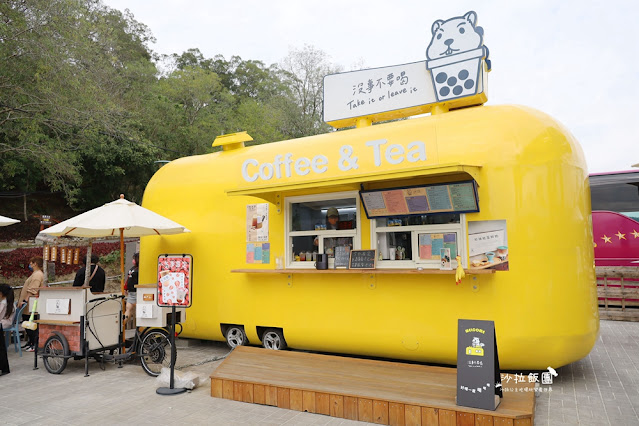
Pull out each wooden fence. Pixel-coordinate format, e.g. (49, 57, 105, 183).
(597, 266, 639, 321)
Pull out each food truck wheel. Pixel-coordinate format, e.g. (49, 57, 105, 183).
(139, 329, 172, 377)
(225, 326, 248, 349)
(43, 334, 69, 374)
(262, 329, 287, 350)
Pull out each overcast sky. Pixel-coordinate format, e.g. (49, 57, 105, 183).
(103, 0, 638, 173)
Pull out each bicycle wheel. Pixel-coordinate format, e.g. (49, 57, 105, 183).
(139, 329, 173, 377)
(43, 334, 69, 374)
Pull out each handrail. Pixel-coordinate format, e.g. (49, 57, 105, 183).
(10, 275, 121, 289)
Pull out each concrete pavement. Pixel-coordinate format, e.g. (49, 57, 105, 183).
(1, 320, 638, 425)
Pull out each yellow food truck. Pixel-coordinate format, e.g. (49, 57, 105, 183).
(139, 102, 598, 370)
(139, 13, 598, 370)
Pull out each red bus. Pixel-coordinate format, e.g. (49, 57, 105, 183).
(590, 169, 639, 266)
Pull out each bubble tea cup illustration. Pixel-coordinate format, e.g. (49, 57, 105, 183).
(176, 286, 187, 304)
(426, 11, 490, 102)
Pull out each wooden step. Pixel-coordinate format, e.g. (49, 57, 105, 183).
(210, 346, 534, 425)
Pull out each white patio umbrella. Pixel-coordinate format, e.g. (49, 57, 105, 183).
(39, 195, 190, 292)
(0, 215, 20, 226)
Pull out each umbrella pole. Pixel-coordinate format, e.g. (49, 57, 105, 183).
(120, 228, 126, 345)
(84, 241, 93, 287)
(120, 229, 125, 294)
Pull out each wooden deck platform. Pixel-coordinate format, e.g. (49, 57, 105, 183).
(210, 346, 534, 425)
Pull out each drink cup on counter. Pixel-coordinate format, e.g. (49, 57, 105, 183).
(389, 247, 396, 260)
(485, 252, 495, 262)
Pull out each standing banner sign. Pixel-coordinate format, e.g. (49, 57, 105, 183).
(456, 319, 502, 410)
(157, 254, 192, 308)
(156, 254, 193, 396)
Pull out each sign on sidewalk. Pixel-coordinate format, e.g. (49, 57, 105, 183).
(456, 319, 502, 410)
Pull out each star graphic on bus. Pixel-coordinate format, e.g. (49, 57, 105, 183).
(632, 230, 639, 239)
(601, 235, 612, 243)
(615, 231, 626, 240)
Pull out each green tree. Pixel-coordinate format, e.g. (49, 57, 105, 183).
(279, 45, 342, 137)
(160, 51, 300, 149)
(0, 0, 159, 207)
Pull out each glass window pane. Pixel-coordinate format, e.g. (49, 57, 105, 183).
(323, 237, 353, 258)
(376, 231, 412, 260)
(291, 236, 317, 261)
(291, 198, 357, 232)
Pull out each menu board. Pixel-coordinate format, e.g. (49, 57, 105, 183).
(360, 181, 478, 218)
(157, 254, 193, 308)
(418, 232, 458, 260)
(349, 250, 376, 269)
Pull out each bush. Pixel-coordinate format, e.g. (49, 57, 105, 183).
(0, 242, 120, 279)
(100, 249, 121, 265)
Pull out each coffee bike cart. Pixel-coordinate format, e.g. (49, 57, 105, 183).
(34, 284, 183, 376)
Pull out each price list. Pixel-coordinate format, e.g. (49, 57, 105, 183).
(360, 181, 478, 218)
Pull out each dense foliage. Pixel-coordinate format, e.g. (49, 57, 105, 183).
(1, 0, 338, 211)
(0, 241, 120, 279)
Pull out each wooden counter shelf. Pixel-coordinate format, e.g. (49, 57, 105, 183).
(231, 268, 495, 275)
(34, 319, 80, 326)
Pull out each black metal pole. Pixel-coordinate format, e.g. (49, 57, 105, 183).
(33, 318, 39, 370)
(169, 306, 176, 389)
(156, 305, 186, 395)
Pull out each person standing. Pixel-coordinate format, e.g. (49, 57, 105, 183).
(124, 253, 138, 324)
(18, 257, 44, 352)
(325, 207, 340, 230)
(73, 254, 106, 292)
(0, 284, 15, 375)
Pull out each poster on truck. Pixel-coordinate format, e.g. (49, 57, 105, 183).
(246, 203, 269, 242)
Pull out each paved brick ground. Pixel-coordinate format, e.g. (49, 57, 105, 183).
(534, 320, 639, 426)
(1, 320, 637, 425)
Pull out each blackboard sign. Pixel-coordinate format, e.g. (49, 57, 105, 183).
(456, 319, 502, 411)
(349, 249, 376, 269)
(334, 246, 350, 268)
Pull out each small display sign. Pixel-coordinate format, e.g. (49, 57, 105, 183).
(349, 249, 377, 269)
(46, 298, 71, 315)
(322, 11, 490, 128)
(360, 181, 479, 218)
(457, 319, 502, 410)
(157, 254, 193, 308)
(334, 246, 350, 268)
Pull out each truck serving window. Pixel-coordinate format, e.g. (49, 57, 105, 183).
(286, 192, 360, 267)
(372, 213, 466, 269)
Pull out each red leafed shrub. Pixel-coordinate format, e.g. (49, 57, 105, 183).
(0, 242, 120, 279)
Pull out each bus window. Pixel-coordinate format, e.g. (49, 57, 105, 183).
(590, 170, 639, 266)
(590, 171, 639, 221)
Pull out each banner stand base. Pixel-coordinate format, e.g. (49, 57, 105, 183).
(156, 387, 187, 396)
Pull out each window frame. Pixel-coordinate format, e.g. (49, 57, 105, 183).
(285, 191, 361, 268)
(371, 216, 467, 269)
